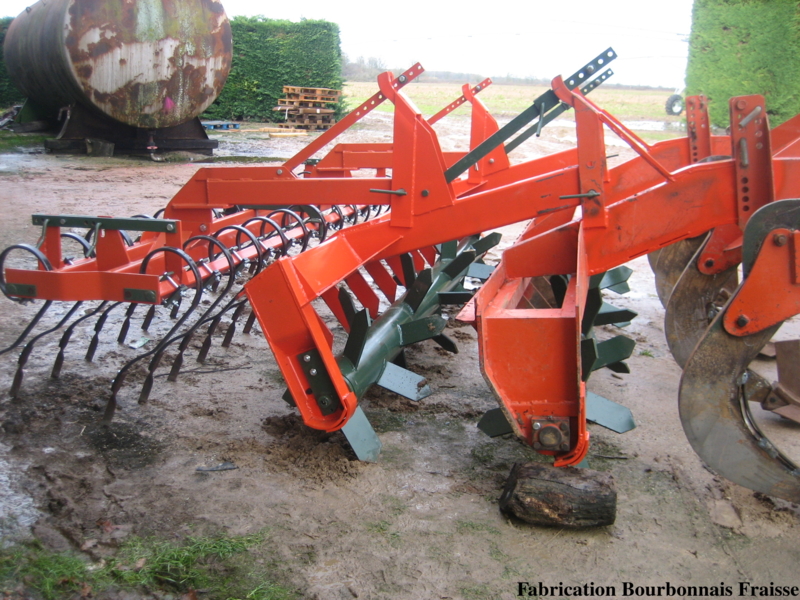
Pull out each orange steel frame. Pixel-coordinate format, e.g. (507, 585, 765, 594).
(7, 66, 800, 466)
(242, 82, 800, 462)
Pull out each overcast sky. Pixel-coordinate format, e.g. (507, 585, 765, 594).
(2, 0, 694, 88)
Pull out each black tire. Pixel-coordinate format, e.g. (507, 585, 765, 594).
(666, 94, 684, 116)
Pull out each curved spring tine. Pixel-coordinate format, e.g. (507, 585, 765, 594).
(169, 289, 182, 319)
(347, 205, 359, 225)
(142, 304, 157, 331)
(222, 301, 247, 348)
(231, 222, 271, 276)
(52, 301, 109, 378)
(266, 208, 310, 253)
(197, 314, 222, 364)
(10, 301, 83, 397)
(104, 246, 204, 419)
(358, 204, 372, 222)
(329, 205, 346, 230)
(86, 301, 124, 361)
(153, 208, 166, 219)
(166, 235, 236, 382)
(0, 244, 54, 355)
(83, 225, 131, 256)
(251, 217, 291, 259)
(289, 205, 328, 243)
(214, 225, 264, 279)
(242, 309, 257, 334)
(117, 302, 139, 344)
(60, 232, 93, 259)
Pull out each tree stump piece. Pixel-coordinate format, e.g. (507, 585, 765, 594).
(499, 462, 616, 528)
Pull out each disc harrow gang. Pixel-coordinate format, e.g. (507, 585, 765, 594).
(6, 48, 800, 503)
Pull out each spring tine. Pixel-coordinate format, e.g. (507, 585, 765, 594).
(10, 301, 83, 397)
(142, 304, 156, 331)
(158, 235, 238, 381)
(52, 301, 109, 378)
(243, 310, 257, 334)
(222, 302, 247, 348)
(106, 246, 204, 416)
(170, 292, 182, 319)
(139, 349, 166, 404)
(86, 301, 123, 362)
(167, 334, 193, 382)
(197, 316, 221, 363)
(117, 302, 139, 344)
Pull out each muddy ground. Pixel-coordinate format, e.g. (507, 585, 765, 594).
(1, 112, 800, 599)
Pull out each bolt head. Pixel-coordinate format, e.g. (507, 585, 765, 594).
(276, 169, 283, 175)
(303, 354, 311, 362)
(532, 421, 542, 430)
(774, 233, 788, 247)
(704, 258, 715, 268)
(736, 315, 750, 328)
(736, 99, 747, 110)
(166, 223, 175, 232)
(309, 368, 318, 376)
(199, 224, 208, 233)
(398, 75, 407, 83)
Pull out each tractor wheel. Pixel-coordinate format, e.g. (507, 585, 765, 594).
(665, 94, 684, 116)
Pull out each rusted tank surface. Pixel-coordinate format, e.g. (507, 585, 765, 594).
(4, 0, 232, 129)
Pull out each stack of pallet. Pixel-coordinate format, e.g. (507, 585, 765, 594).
(273, 86, 340, 130)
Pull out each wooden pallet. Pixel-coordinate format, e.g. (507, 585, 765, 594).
(278, 122, 332, 131)
(282, 86, 341, 99)
(277, 99, 336, 109)
(275, 85, 341, 131)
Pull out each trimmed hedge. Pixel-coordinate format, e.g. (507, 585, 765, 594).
(0, 16, 24, 109)
(686, 0, 800, 127)
(202, 17, 343, 122)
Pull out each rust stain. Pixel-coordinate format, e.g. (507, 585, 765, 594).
(59, 0, 232, 128)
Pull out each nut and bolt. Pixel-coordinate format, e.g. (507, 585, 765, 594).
(774, 233, 788, 246)
(276, 169, 283, 175)
(303, 354, 311, 362)
(532, 421, 542, 430)
(398, 75, 407, 83)
(318, 396, 332, 407)
(166, 223, 175, 232)
(736, 315, 750, 328)
(199, 224, 208, 233)
(309, 368, 318, 376)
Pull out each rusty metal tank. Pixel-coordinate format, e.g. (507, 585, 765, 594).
(3, 0, 232, 129)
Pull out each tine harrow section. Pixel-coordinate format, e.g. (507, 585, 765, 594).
(8, 46, 800, 505)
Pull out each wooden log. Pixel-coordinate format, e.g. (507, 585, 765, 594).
(499, 462, 616, 528)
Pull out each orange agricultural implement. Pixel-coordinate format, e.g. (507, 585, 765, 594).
(5, 48, 800, 502)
